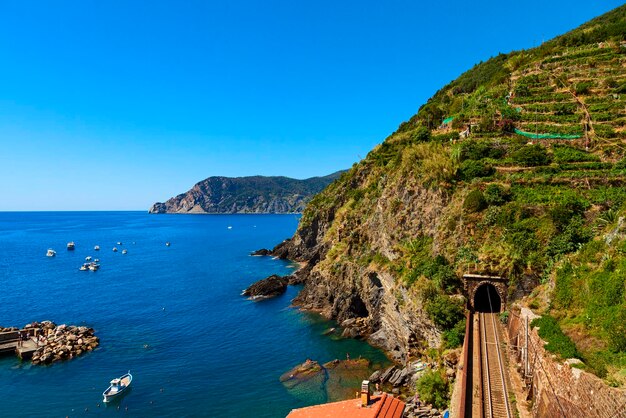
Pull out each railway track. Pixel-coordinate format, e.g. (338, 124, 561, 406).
(480, 312, 513, 418)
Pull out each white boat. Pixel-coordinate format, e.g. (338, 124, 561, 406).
(117, 241, 123, 245)
(94, 259, 100, 262)
(94, 245, 100, 251)
(67, 242, 75, 250)
(165, 242, 171, 247)
(85, 256, 92, 261)
(122, 249, 128, 254)
(46, 249, 56, 257)
(103, 371, 132, 403)
(88, 263, 100, 271)
(112, 247, 118, 252)
(79, 263, 89, 271)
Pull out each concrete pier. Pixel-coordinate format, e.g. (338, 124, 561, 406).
(0, 329, 39, 360)
(16, 339, 38, 360)
(0, 330, 19, 356)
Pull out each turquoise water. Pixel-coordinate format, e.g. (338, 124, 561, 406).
(0, 212, 388, 417)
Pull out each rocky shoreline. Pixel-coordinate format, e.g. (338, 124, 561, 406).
(281, 358, 452, 417)
(2, 321, 99, 365)
(249, 247, 455, 417)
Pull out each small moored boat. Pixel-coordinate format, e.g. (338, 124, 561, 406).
(67, 242, 75, 250)
(103, 371, 132, 403)
(79, 263, 89, 271)
(94, 245, 100, 251)
(85, 256, 92, 261)
(122, 249, 127, 254)
(88, 263, 100, 271)
(112, 247, 118, 252)
(46, 249, 56, 257)
(165, 242, 170, 247)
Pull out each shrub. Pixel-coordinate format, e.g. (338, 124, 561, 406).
(552, 144, 600, 163)
(411, 126, 432, 143)
(443, 318, 466, 349)
(426, 294, 464, 330)
(432, 132, 460, 142)
(531, 315, 581, 359)
(553, 103, 578, 115)
(605, 306, 626, 352)
(511, 144, 551, 167)
(574, 81, 592, 95)
(458, 160, 495, 180)
(401, 142, 459, 186)
(548, 196, 588, 231)
(483, 183, 510, 206)
(547, 216, 591, 256)
(459, 140, 505, 161)
(483, 206, 502, 225)
(415, 370, 450, 410)
(463, 189, 487, 213)
(594, 124, 617, 138)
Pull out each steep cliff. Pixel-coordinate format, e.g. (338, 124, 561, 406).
(273, 4, 626, 384)
(149, 172, 343, 214)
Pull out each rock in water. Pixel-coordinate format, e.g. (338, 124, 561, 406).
(250, 248, 272, 256)
(280, 360, 328, 404)
(242, 274, 289, 299)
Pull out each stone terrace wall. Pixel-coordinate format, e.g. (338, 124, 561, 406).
(507, 307, 626, 418)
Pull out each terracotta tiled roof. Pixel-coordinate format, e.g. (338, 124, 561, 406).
(286, 393, 405, 418)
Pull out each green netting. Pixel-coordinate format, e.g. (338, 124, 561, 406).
(442, 116, 454, 124)
(514, 128, 581, 140)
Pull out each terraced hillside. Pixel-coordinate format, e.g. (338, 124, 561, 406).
(275, 4, 626, 394)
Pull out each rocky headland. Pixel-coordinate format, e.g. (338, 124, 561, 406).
(149, 172, 344, 214)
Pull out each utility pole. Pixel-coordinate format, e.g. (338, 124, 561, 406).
(524, 316, 530, 378)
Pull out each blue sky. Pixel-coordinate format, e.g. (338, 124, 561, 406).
(0, 1, 622, 210)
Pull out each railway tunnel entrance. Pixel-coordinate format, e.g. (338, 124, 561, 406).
(473, 283, 501, 313)
(463, 274, 508, 312)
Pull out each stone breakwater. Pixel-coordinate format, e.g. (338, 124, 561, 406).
(25, 321, 98, 365)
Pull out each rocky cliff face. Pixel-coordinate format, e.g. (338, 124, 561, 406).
(269, 6, 626, 371)
(271, 160, 454, 362)
(149, 172, 343, 214)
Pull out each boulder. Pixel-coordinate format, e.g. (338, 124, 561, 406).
(242, 274, 289, 299)
(379, 366, 396, 383)
(368, 370, 382, 383)
(340, 318, 356, 328)
(341, 327, 360, 339)
(251, 248, 272, 256)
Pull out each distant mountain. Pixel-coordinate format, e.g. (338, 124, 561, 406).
(149, 171, 345, 214)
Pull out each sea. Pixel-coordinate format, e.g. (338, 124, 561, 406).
(0, 212, 389, 417)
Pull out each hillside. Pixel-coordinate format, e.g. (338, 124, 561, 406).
(149, 172, 344, 214)
(272, 5, 626, 388)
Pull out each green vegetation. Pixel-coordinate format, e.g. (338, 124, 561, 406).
(415, 369, 450, 409)
(552, 144, 600, 163)
(531, 315, 581, 359)
(463, 189, 487, 213)
(511, 144, 551, 166)
(296, 4, 626, 385)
